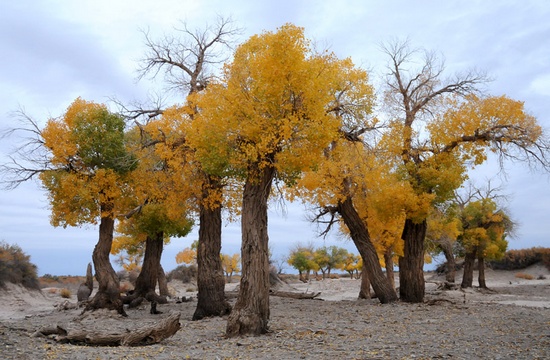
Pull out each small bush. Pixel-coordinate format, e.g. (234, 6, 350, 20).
(537, 275, 546, 280)
(489, 247, 550, 271)
(329, 273, 340, 279)
(0, 241, 40, 290)
(47, 288, 58, 294)
(167, 265, 197, 283)
(59, 288, 72, 298)
(515, 272, 535, 280)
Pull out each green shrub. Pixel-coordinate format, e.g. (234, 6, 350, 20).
(0, 241, 40, 290)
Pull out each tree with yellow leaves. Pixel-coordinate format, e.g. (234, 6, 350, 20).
(457, 194, 512, 289)
(221, 253, 241, 283)
(191, 24, 374, 336)
(379, 40, 549, 302)
(39, 98, 136, 314)
(130, 18, 239, 320)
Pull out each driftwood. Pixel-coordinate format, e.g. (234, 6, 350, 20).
(34, 312, 181, 346)
(270, 290, 322, 299)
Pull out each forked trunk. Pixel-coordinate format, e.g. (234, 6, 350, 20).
(399, 218, 427, 303)
(477, 254, 487, 289)
(194, 198, 231, 320)
(226, 165, 275, 337)
(441, 242, 456, 283)
(461, 247, 477, 288)
(383, 247, 395, 289)
(128, 232, 166, 305)
(337, 196, 397, 303)
(86, 214, 125, 315)
(358, 262, 371, 299)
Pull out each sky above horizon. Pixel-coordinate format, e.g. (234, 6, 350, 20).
(1, 1, 549, 275)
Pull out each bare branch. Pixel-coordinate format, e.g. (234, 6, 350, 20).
(0, 109, 51, 190)
(137, 16, 242, 96)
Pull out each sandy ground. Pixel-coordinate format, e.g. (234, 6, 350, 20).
(1, 264, 549, 359)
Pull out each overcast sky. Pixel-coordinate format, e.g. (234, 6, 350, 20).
(1, 1, 549, 275)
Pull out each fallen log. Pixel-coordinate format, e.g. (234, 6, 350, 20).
(34, 312, 181, 346)
(270, 290, 322, 299)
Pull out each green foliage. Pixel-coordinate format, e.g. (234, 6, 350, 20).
(71, 106, 137, 174)
(0, 241, 39, 290)
(288, 244, 352, 278)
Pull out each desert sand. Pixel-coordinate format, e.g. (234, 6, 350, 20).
(1, 265, 549, 359)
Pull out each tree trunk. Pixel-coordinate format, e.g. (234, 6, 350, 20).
(358, 262, 371, 299)
(77, 262, 94, 302)
(193, 188, 231, 320)
(86, 214, 125, 316)
(157, 265, 169, 297)
(399, 218, 427, 303)
(337, 196, 397, 303)
(461, 247, 477, 288)
(478, 254, 487, 289)
(383, 247, 395, 289)
(126, 232, 166, 306)
(226, 165, 275, 337)
(37, 312, 181, 346)
(441, 242, 456, 283)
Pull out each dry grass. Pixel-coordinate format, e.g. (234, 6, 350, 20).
(47, 288, 58, 294)
(59, 288, 72, 298)
(515, 272, 535, 280)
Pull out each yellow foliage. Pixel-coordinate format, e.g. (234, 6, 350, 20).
(176, 242, 198, 265)
(221, 253, 241, 275)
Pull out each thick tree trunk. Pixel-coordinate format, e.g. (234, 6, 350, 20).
(158, 265, 169, 297)
(358, 262, 371, 299)
(478, 254, 487, 289)
(461, 247, 477, 288)
(125, 232, 166, 306)
(441, 242, 456, 283)
(337, 196, 397, 303)
(226, 165, 275, 337)
(399, 218, 427, 303)
(383, 247, 395, 289)
(193, 196, 231, 320)
(86, 214, 125, 316)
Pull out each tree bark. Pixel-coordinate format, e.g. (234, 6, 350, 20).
(37, 312, 181, 346)
(477, 254, 487, 289)
(193, 189, 231, 320)
(77, 263, 94, 302)
(337, 196, 397, 303)
(86, 213, 125, 316)
(358, 262, 371, 299)
(441, 242, 456, 283)
(399, 218, 427, 303)
(158, 265, 169, 297)
(461, 247, 477, 288)
(124, 232, 167, 306)
(226, 165, 275, 337)
(383, 247, 395, 289)
(270, 291, 321, 299)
